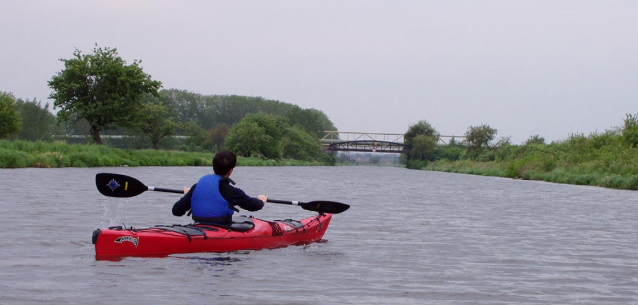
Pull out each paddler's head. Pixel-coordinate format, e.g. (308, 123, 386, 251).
(213, 150, 237, 178)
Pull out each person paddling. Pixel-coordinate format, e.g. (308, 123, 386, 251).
(172, 150, 267, 225)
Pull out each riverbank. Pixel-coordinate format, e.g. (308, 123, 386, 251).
(420, 133, 638, 191)
(0, 140, 323, 168)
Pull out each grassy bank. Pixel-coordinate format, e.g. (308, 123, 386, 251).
(0, 140, 322, 168)
(422, 132, 638, 190)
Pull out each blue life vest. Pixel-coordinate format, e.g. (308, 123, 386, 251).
(191, 175, 234, 220)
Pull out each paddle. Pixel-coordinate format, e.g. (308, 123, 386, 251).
(95, 173, 350, 214)
(96, 173, 183, 198)
(266, 199, 350, 214)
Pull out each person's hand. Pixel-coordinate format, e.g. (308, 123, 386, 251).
(257, 195, 268, 203)
(183, 187, 191, 194)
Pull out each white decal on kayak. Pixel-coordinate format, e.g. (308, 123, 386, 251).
(114, 236, 139, 247)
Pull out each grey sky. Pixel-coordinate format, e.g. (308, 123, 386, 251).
(2, 1, 636, 144)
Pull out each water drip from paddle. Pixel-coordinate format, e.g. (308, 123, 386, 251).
(100, 198, 131, 227)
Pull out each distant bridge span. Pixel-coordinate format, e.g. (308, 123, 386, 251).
(320, 131, 464, 154)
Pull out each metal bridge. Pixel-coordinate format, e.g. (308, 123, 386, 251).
(320, 131, 464, 154)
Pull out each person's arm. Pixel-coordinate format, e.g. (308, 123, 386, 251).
(172, 184, 197, 216)
(229, 187, 265, 212)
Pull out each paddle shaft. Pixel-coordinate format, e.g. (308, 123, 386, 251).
(267, 199, 303, 205)
(148, 187, 183, 194)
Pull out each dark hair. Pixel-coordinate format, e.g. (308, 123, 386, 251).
(213, 150, 237, 176)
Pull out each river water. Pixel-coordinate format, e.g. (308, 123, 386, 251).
(0, 166, 637, 304)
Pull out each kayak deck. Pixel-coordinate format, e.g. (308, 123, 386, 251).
(93, 213, 332, 260)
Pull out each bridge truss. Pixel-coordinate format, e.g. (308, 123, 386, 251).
(320, 131, 464, 154)
(327, 140, 411, 153)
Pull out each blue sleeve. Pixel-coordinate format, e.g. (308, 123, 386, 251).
(230, 187, 264, 212)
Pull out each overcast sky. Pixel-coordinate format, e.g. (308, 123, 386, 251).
(2, 1, 636, 144)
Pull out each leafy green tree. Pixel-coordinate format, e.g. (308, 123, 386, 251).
(15, 98, 56, 141)
(132, 98, 177, 150)
(404, 120, 439, 167)
(285, 106, 330, 138)
(622, 113, 638, 148)
(159, 89, 337, 137)
(405, 120, 440, 145)
(524, 135, 545, 145)
(225, 120, 272, 158)
(410, 134, 438, 161)
(180, 122, 208, 150)
(464, 124, 497, 158)
(225, 113, 287, 159)
(48, 45, 161, 144)
(281, 125, 322, 161)
(0, 92, 22, 139)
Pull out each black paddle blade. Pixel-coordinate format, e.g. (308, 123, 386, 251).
(96, 173, 148, 198)
(299, 201, 350, 214)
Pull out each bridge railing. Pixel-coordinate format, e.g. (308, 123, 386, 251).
(320, 131, 405, 144)
(320, 131, 464, 145)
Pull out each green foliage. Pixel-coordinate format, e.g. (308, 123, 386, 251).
(225, 119, 272, 158)
(425, 119, 638, 190)
(48, 45, 162, 144)
(225, 113, 282, 159)
(14, 98, 56, 141)
(622, 113, 638, 148)
(285, 106, 334, 138)
(0, 92, 22, 139)
(524, 134, 545, 145)
(404, 120, 439, 168)
(410, 134, 437, 161)
(435, 145, 464, 161)
(225, 113, 331, 164)
(160, 89, 336, 133)
(464, 124, 497, 159)
(208, 123, 229, 151)
(132, 95, 177, 149)
(0, 140, 322, 168)
(281, 125, 323, 161)
(405, 120, 439, 144)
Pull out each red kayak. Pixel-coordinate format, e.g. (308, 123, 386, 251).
(92, 213, 332, 260)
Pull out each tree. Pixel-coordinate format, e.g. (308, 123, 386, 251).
(225, 113, 286, 159)
(404, 120, 439, 167)
(0, 92, 22, 139)
(48, 45, 162, 144)
(281, 125, 322, 161)
(133, 99, 177, 150)
(524, 134, 546, 145)
(464, 124, 497, 158)
(622, 113, 638, 148)
(410, 134, 438, 161)
(208, 123, 229, 151)
(225, 120, 271, 157)
(15, 97, 56, 141)
(285, 107, 328, 138)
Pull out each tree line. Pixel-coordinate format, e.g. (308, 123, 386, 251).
(403, 117, 638, 190)
(0, 46, 336, 164)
